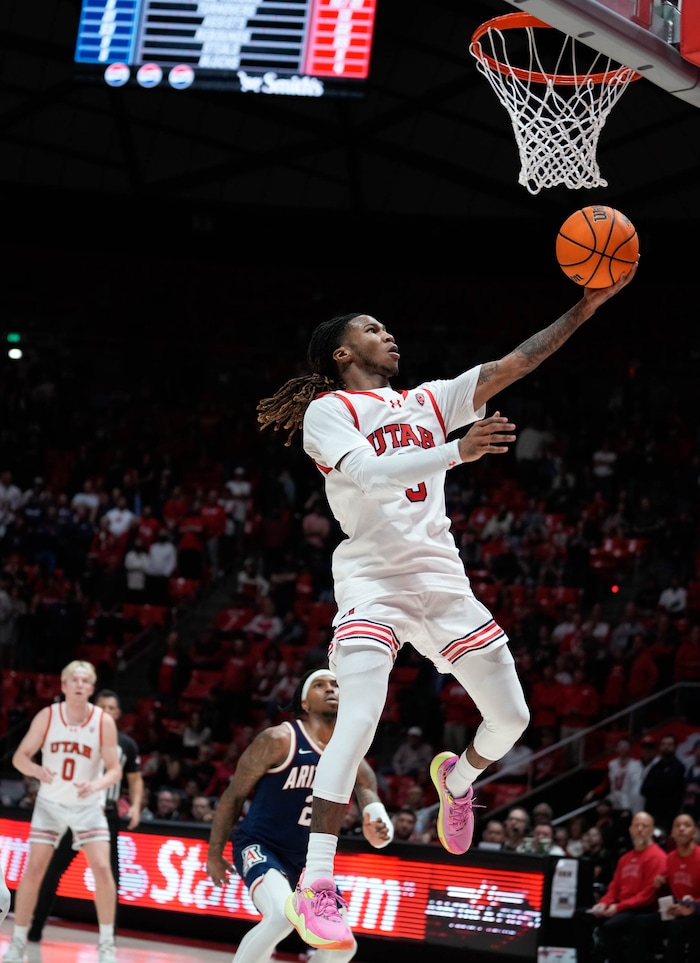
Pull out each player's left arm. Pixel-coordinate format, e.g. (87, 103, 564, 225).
(207, 725, 290, 885)
(354, 758, 393, 848)
(76, 712, 122, 798)
(472, 264, 638, 411)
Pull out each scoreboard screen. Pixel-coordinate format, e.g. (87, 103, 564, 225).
(73, 0, 379, 98)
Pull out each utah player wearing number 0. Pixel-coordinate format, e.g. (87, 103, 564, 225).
(205, 668, 392, 960)
(2, 660, 122, 963)
(256, 264, 638, 951)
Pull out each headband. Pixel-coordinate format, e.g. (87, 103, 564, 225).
(301, 669, 337, 703)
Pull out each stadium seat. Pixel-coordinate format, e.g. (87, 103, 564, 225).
(168, 577, 200, 602)
(122, 603, 170, 628)
(178, 669, 220, 707)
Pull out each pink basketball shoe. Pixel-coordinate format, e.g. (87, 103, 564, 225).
(285, 874, 354, 950)
(430, 751, 476, 855)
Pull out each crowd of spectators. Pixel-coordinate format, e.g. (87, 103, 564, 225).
(0, 278, 699, 841)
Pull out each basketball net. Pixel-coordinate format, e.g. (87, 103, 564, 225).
(470, 13, 641, 195)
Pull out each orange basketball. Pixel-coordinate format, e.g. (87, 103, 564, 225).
(555, 205, 639, 288)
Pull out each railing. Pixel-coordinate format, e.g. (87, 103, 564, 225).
(475, 681, 700, 813)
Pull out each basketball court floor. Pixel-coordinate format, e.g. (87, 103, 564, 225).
(0, 920, 312, 963)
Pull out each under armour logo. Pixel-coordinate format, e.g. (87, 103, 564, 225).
(389, 399, 402, 409)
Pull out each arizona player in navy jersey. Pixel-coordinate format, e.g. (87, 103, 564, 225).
(206, 667, 392, 961)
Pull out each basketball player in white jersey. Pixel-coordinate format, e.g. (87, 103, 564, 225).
(0, 867, 9, 929)
(2, 661, 122, 963)
(256, 265, 637, 949)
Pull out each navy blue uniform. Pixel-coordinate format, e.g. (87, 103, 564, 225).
(233, 719, 321, 892)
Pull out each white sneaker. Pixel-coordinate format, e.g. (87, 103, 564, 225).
(97, 941, 116, 963)
(2, 938, 27, 963)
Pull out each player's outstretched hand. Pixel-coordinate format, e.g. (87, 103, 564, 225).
(457, 413, 516, 464)
(207, 851, 234, 886)
(363, 811, 394, 848)
(582, 259, 638, 306)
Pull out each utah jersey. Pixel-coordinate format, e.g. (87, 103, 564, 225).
(233, 719, 322, 871)
(302, 367, 484, 614)
(38, 702, 109, 808)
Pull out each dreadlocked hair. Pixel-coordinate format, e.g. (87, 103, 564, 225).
(256, 312, 364, 447)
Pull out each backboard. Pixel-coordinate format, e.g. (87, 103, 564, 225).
(498, 0, 700, 107)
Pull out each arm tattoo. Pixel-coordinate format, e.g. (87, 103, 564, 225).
(353, 759, 380, 811)
(514, 307, 584, 361)
(477, 303, 589, 390)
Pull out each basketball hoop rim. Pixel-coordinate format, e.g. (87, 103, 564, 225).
(470, 11, 642, 86)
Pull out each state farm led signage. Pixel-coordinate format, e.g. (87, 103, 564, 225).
(0, 817, 544, 955)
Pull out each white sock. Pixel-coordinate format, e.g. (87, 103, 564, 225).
(12, 926, 28, 943)
(98, 924, 114, 943)
(304, 833, 338, 884)
(446, 754, 485, 798)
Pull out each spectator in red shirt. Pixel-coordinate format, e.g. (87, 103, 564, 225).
(630, 812, 700, 963)
(560, 664, 599, 761)
(258, 500, 294, 573)
(137, 505, 161, 550)
(529, 661, 566, 738)
(162, 485, 189, 529)
(674, 624, 700, 682)
(177, 499, 205, 580)
(200, 489, 227, 579)
(601, 648, 627, 715)
(150, 629, 190, 714)
(203, 741, 241, 798)
(627, 633, 660, 702)
(573, 810, 667, 963)
(89, 517, 126, 606)
(647, 611, 681, 690)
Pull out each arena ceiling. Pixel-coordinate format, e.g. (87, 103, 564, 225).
(3, 0, 700, 239)
(0, 1, 698, 426)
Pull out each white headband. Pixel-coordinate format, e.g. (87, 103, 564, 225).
(301, 669, 337, 703)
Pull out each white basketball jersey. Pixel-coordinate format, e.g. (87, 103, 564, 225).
(302, 367, 484, 615)
(38, 702, 107, 807)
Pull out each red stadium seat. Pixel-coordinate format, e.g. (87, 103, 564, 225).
(123, 603, 170, 628)
(179, 670, 220, 707)
(168, 577, 200, 602)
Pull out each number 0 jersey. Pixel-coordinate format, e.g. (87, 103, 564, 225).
(38, 702, 108, 807)
(302, 367, 484, 615)
(233, 719, 323, 867)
